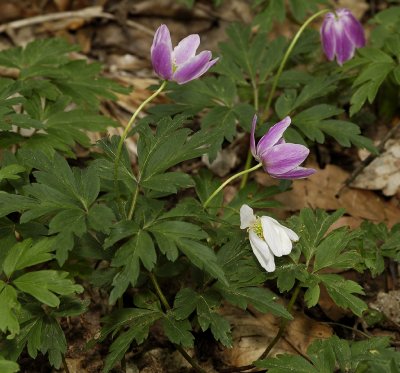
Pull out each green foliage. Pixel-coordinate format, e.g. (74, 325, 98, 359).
(0, 38, 126, 156)
(256, 336, 400, 372)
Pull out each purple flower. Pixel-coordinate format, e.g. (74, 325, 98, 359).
(321, 8, 366, 66)
(151, 24, 219, 84)
(250, 115, 316, 179)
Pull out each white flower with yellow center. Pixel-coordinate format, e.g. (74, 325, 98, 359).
(240, 204, 299, 272)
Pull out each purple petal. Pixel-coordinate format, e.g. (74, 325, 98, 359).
(256, 117, 291, 158)
(173, 51, 216, 84)
(321, 15, 336, 61)
(250, 115, 258, 160)
(334, 21, 355, 65)
(271, 166, 316, 179)
(173, 34, 200, 65)
(262, 143, 309, 176)
(342, 12, 366, 48)
(151, 25, 173, 79)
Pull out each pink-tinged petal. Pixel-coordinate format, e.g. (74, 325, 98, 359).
(261, 217, 293, 257)
(272, 166, 316, 179)
(249, 231, 276, 272)
(342, 12, 366, 48)
(173, 34, 200, 65)
(250, 115, 258, 160)
(333, 21, 355, 65)
(321, 16, 336, 61)
(173, 51, 216, 84)
(151, 25, 173, 79)
(262, 143, 309, 175)
(256, 117, 291, 158)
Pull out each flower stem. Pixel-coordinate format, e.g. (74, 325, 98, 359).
(113, 81, 167, 213)
(203, 163, 262, 208)
(259, 284, 301, 360)
(261, 8, 330, 121)
(148, 272, 206, 373)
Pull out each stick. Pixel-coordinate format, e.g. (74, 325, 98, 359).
(0, 6, 154, 36)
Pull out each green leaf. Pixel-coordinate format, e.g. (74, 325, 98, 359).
(177, 238, 228, 286)
(256, 354, 318, 372)
(87, 204, 115, 234)
(0, 281, 20, 338)
(141, 172, 194, 194)
(319, 274, 367, 317)
(110, 230, 156, 304)
(0, 357, 19, 373)
(0, 164, 25, 181)
(102, 308, 162, 373)
(13, 270, 83, 307)
(162, 314, 194, 347)
(3, 238, 54, 277)
(215, 284, 292, 319)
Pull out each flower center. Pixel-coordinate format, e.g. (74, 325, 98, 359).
(250, 218, 264, 239)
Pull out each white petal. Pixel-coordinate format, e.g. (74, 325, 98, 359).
(261, 216, 292, 257)
(240, 204, 256, 229)
(249, 231, 276, 272)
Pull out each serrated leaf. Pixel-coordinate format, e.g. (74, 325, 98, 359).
(110, 230, 156, 303)
(256, 354, 318, 372)
(87, 204, 115, 233)
(141, 172, 194, 194)
(319, 274, 367, 316)
(215, 284, 292, 319)
(3, 238, 54, 277)
(0, 164, 25, 181)
(0, 281, 20, 338)
(162, 314, 194, 347)
(13, 270, 83, 307)
(0, 357, 19, 373)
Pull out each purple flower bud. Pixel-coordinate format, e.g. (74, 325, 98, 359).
(151, 24, 219, 84)
(251, 115, 316, 179)
(320, 8, 366, 66)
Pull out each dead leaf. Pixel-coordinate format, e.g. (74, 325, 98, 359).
(217, 304, 332, 367)
(352, 139, 400, 196)
(255, 163, 400, 227)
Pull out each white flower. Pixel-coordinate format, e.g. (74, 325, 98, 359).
(240, 204, 299, 272)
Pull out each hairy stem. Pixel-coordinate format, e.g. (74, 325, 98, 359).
(203, 163, 262, 208)
(113, 81, 167, 214)
(261, 9, 329, 121)
(148, 272, 207, 373)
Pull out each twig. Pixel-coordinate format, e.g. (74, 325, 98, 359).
(0, 6, 154, 36)
(337, 121, 400, 197)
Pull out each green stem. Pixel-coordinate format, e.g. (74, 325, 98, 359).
(203, 163, 262, 208)
(113, 81, 167, 211)
(259, 284, 301, 360)
(148, 272, 206, 373)
(261, 8, 330, 121)
(127, 183, 140, 220)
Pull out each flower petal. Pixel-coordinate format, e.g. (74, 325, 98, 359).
(262, 143, 309, 176)
(240, 204, 256, 229)
(272, 166, 316, 179)
(250, 115, 258, 160)
(173, 34, 200, 65)
(342, 11, 366, 48)
(261, 216, 293, 257)
(249, 230, 276, 272)
(151, 25, 173, 79)
(256, 117, 291, 158)
(173, 51, 216, 84)
(321, 14, 336, 61)
(333, 21, 355, 65)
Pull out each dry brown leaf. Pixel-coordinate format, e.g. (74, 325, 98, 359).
(218, 304, 332, 367)
(255, 163, 400, 227)
(352, 139, 400, 196)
